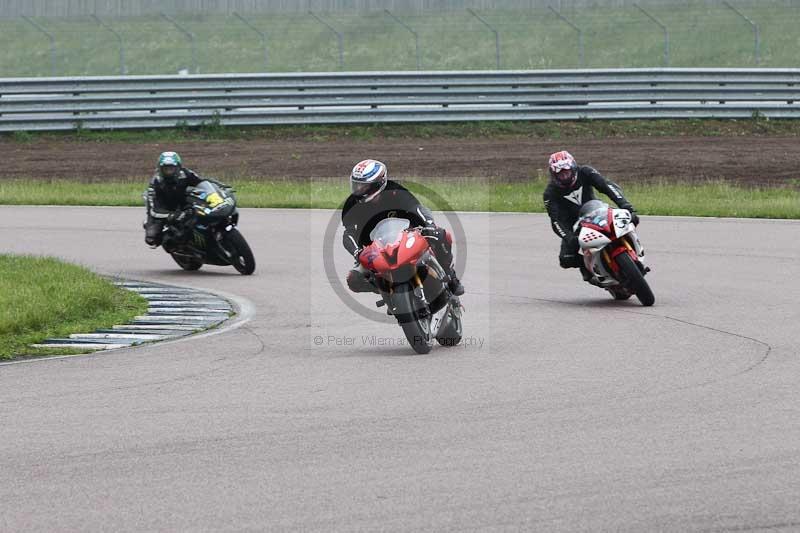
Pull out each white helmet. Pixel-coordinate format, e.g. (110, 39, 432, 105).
(350, 159, 388, 203)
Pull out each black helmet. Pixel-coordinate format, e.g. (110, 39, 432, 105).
(350, 159, 388, 203)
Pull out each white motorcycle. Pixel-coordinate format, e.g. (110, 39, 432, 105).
(574, 199, 654, 306)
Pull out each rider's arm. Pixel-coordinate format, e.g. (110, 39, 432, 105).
(145, 177, 171, 220)
(393, 185, 436, 227)
(543, 188, 571, 239)
(341, 197, 362, 258)
(342, 228, 360, 258)
(584, 166, 634, 210)
(415, 204, 436, 227)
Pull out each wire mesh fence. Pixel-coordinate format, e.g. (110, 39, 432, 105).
(2, 0, 800, 17)
(1, 4, 798, 77)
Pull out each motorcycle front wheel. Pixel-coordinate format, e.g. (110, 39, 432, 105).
(400, 317, 434, 354)
(615, 252, 654, 306)
(394, 286, 434, 354)
(223, 228, 256, 275)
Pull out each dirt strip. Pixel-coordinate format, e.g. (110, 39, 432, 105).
(2, 136, 798, 186)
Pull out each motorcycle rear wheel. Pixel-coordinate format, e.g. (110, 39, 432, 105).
(223, 228, 256, 275)
(615, 253, 655, 307)
(436, 308, 463, 347)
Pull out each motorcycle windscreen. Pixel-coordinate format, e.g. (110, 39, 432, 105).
(369, 218, 411, 248)
(189, 181, 233, 216)
(578, 200, 610, 225)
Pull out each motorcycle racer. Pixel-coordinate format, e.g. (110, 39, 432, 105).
(143, 151, 230, 247)
(543, 150, 639, 277)
(341, 159, 464, 296)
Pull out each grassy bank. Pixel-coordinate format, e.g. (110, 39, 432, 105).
(2, 5, 799, 76)
(5, 118, 800, 145)
(1, 178, 798, 219)
(0, 255, 148, 359)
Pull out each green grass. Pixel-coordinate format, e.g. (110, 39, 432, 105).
(1, 178, 797, 219)
(4, 117, 800, 144)
(1, 5, 798, 77)
(0, 255, 149, 359)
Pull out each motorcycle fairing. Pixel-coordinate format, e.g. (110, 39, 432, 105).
(576, 204, 646, 287)
(164, 180, 241, 267)
(360, 224, 429, 275)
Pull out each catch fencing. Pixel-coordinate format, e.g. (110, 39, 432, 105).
(1, 0, 792, 17)
(2, 68, 800, 132)
(0, 5, 791, 77)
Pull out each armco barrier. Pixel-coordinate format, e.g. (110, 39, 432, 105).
(2, 68, 800, 132)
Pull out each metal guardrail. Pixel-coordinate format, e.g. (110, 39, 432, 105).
(2, 69, 800, 132)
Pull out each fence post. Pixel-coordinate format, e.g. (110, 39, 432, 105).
(634, 4, 669, 67)
(309, 11, 344, 70)
(160, 12, 198, 73)
(723, 1, 760, 65)
(547, 6, 584, 68)
(92, 14, 127, 75)
(233, 12, 269, 71)
(384, 10, 421, 70)
(467, 8, 501, 70)
(22, 16, 57, 76)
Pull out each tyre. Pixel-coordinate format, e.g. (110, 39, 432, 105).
(615, 252, 654, 307)
(436, 308, 462, 347)
(607, 287, 632, 301)
(171, 254, 203, 271)
(400, 317, 434, 354)
(223, 228, 256, 275)
(393, 286, 434, 354)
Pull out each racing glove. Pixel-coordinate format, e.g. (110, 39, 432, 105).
(619, 203, 639, 226)
(173, 208, 194, 223)
(420, 225, 445, 241)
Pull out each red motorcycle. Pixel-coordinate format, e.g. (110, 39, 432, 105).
(359, 218, 463, 354)
(575, 200, 654, 306)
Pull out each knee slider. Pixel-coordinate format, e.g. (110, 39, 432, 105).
(347, 269, 374, 293)
(560, 254, 578, 269)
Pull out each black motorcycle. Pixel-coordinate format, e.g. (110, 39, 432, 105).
(161, 180, 256, 275)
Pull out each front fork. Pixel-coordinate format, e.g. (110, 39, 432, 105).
(381, 253, 449, 316)
(213, 221, 239, 259)
(604, 234, 646, 276)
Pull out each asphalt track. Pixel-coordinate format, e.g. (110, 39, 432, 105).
(1, 206, 799, 532)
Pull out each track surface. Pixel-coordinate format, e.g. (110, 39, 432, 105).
(1, 206, 799, 531)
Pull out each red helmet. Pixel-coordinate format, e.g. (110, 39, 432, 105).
(548, 150, 578, 189)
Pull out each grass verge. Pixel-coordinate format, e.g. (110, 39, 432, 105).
(0, 255, 149, 360)
(1, 178, 798, 219)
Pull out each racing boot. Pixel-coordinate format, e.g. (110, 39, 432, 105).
(447, 268, 465, 296)
(580, 265, 603, 287)
(580, 265, 592, 282)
